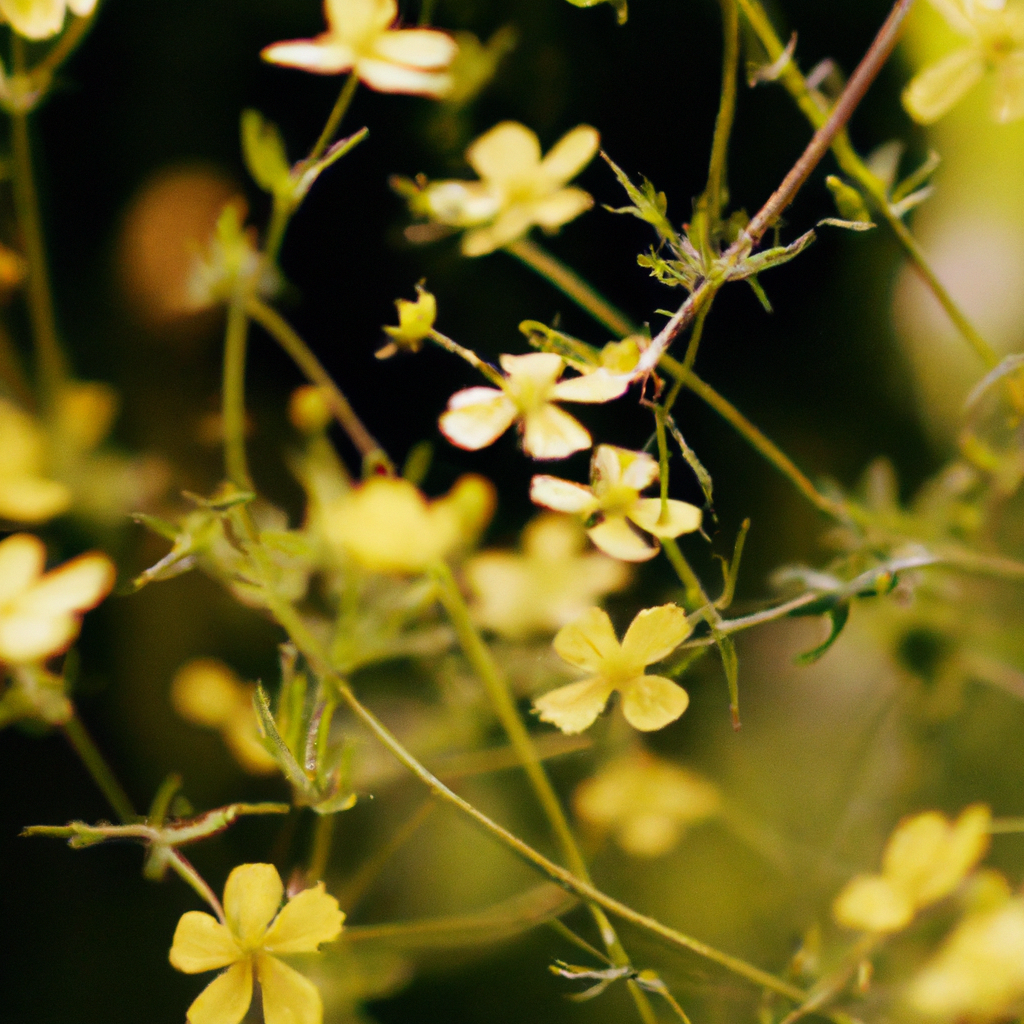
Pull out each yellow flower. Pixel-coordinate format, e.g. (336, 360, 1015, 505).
(377, 284, 437, 358)
(0, 398, 72, 523)
(908, 896, 1024, 1020)
(530, 445, 702, 561)
(534, 604, 693, 734)
(0, 0, 96, 41)
(171, 659, 278, 776)
(261, 0, 457, 97)
(439, 353, 629, 460)
(420, 121, 600, 256)
(0, 533, 114, 664)
(903, 0, 1024, 123)
(170, 863, 344, 1024)
(465, 513, 631, 638)
(323, 475, 494, 574)
(832, 805, 991, 933)
(574, 752, 720, 857)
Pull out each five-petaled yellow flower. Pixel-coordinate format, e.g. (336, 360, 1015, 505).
(530, 445, 702, 561)
(0, 0, 96, 40)
(534, 604, 693, 734)
(0, 532, 115, 664)
(903, 0, 1024, 123)
(262, 0, 457, 97)
(833, 805, 991, 933)
(420, 121, 601, 256)
(170, 862, 344, 1024)
(440, 352, 629, 460)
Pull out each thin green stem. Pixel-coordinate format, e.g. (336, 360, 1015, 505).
(32, 12, 96, 81)
(221, 294, 253, 490)
(10, 38, 63, 408)
(736, 0, 1000, 370)
(429, 328, 507, 387)
(309, 72, 359, 165)
(168, 850, 226, 921)
(506, 237, 639, 339)
(705, 0, 740, 232)
(306, 813, 335, 884)
(662, 538, 706, 611)
(62, 712, 136, 824)
(430, 563, 657, 1024)
(247, 297, 393, 473)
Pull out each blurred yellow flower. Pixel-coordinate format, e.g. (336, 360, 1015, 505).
(530, 445, 702, 561)
(440, 352, 629, 460)
(420, 121, 600, 256)
(262, 0, 457, 96)
(908, 895, 1024, 1020)
(833, 805, 991, 932)
(170, 862, 343, 1024)
(534, 604, 692, 734)
(574, 752, 720, 857)
(324, 475, 494, 574)
(377, 284, 437, 358)
(0, 399, 72, 523)
(903, 0, 1024, 123)
(465, 513, 631, 638)
(0, 0, 95, 41)
(171, 659, 278, 776)
(0, 533, 114, 664)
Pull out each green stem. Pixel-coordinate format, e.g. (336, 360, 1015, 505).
(430, 563, 657, 1024)
(306, 813, 335, 884)
(506, 237, 639, 339)
(168, 850, 226, 921)
(247, 297, 393, 473)
(32, 12, 97, 82)
(10, 40, 63, 408)
(705, 0, 741, 232)
(736, 0, 999, 370)
(221, 294, 253, 490)
(662, 538, 706, 610)
(309, 72, 359, 165)
(62, 712, 136, 824)
(429, 328, 507, 388)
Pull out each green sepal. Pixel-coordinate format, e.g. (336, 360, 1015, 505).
(241, 109, 292, 199)
(601, 152, 677, 242)
(795, 602, 850, 665)
(825, 175, 873, 225)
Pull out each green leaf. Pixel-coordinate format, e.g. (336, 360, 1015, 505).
(730, 229, 816, 281)
(240, 109, 291, 198)
(254, 684, 310, 792)
(601, 152, 677, 242)
(716, 633, 741, 730)
(795, 602, 850, 665)
(666, 416, 714, 510)
(563, 0, 627, 24)
(825, 175, 873, 225)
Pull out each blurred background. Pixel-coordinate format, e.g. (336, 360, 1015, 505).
(4, 1, 1024, 1022)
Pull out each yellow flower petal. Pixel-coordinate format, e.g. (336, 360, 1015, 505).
(185, 959, 253, 1024)
(587, 516, 659, 562)
(521, 404, 592, 460)
(169, 911, 243, 973)
(224, 719, 280, 776)
(0, 0, 66, 39)
(553, 606, 620, 670)
(467, 122, 542, 185)
(550, 368, 630, 404)
(500, 351, 564, 387)
(439, 388, 518, 450)
(620, 604, 692, 667)
(262, 883, 345, 955)
(172, 659, 244, 728)
(992, 49, 1024, 121)
(902, 46, 986, 123)
(628, 499, 702, 540)
(833, 874, 915, 932)
(0, 610, 77, 663)
(356, 57, 452, 95)
(261, 40, 356, 74)
(531, 188, 594, 231)
(373, 28, 457, 69)
(67, 0, 96, 13)
(914, 805, 991, 906)
(258, 953, 324, 1024)
(533, 676, 615, 734)
(223, 864, 283, 949)
(462, 206, 534, 255)
(0, 477, 72, 523)
(620, 675, 690, 731)
(0, 533, 44, 604)
(617, 814, 683, 858)
(538, 126, 600, 187)
(20, 552, 115, 617)
(529, 474, 599, 515)
(326, 0, 396, 39)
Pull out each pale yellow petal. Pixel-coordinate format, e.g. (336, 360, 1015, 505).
(500, 351, 564, 389)
(620, 604, 692, 667)
(883, 812, 953, 892)
(553, 606, 620, 670)
(833, 874, 914, 932)
(621, 675, 690, 731)
(0, 533, 45, 604)
(529, 475, 599, 514)
(927, 0, 976, 37)
(992, 50, 1024, 122)
(258, 953, 323, 1024)
(902, 47, 985, 123)
(185, 960, 253, 1024)
(539, 126, 600, 186)
(916, 805, 991, 906)
(20, 552, 115, 617)
(0, 478, 72, 523)
(587, 516, 659, 562)
(223, 863, 283, 948)
(224, 720, 280, 775)
(550, 368, 630, 404)
(356, 57, 452, 95)
(326, 0, 396, 39)
(262, 884, 345, 954)
(627, 498, 703, 539)
(67, 0, 97, 14)
(169, 911, 243, 973)
(617, 449, 660, 491)
(172, 659, 245, 728)
(523, 513, 586, 559)
(466, 122, 542, 184)
(617, 814, 682, 858)
(0, 0, 65, 39)
(423, 180, 501, 226)
(462, 206, 535, 255)
(521, 404, 592, 460)
(261, 39, 356, 74)
(439, 388, 518, 450)
(533, 677, 615, 734)
(531, 188, 594, 230)
(0, 610, 77, 663)
(373, 28, 457, 69)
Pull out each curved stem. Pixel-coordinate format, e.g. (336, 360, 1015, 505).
(428, 328, 507, 388)
(506, 237, 639, 339)
(32, 13, 97, 81)
(309, 72, 359, 165)
(62, 712, 136, 824)
(168, 850, 226, 921)
(705, 0, 740, 232)
(247, 297, 393, 473)
(221, 294, 253, 490)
